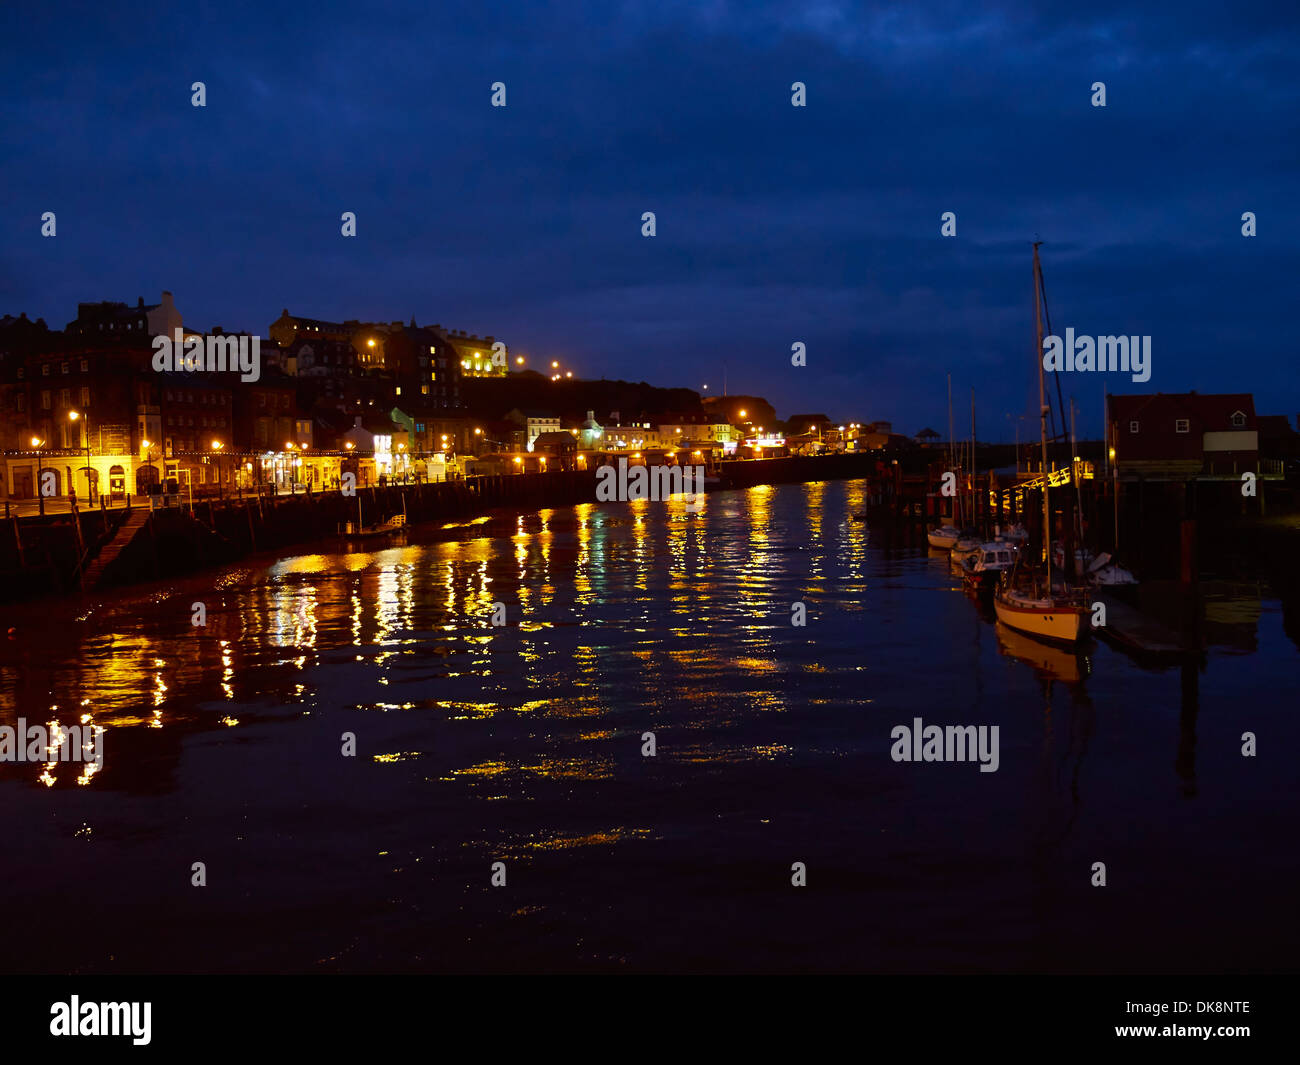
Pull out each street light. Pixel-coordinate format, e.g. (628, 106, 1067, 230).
(69, 410, 91, 503)
(211, 440, 224, 500)
(31, 436, 46, 516)
(142, 438, 159, 498)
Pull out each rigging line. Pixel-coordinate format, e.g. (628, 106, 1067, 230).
(1037, 259, 1070, 469)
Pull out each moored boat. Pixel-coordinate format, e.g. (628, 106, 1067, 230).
(993, 582, 1087, 643)
(992, 242, 1090, 646)
(927, 524, 961, 550)
(341, 517, 407, 542)
(960, 542, 1017, 592)
(1086, 551, 1138, 586)
(341, 502, 407, 544)
(950, 533, 982, 567)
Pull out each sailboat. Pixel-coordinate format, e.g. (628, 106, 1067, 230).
(340, 492, 408, 543)
(928, 374, 964, 549)
(950, 388, 984, 565)
(994, 243, 1089, 645)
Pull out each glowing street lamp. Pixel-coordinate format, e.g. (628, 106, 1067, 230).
(69, 410, 92, 502)
(210, 439, 226, 499)
(31, 436, 46, 516)
(141, 438, 159, 494)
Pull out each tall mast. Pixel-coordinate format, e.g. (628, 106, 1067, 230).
(947, 373, 958, 524)
(1034, 241, 1051, 591)
(970, 387, 977, 535)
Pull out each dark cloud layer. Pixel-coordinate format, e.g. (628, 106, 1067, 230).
(2, 0, 1296, 435)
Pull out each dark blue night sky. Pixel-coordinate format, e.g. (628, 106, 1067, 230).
(3, 1, 1296, 437)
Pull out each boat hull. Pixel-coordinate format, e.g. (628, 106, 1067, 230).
(993, 593, 1086, 644)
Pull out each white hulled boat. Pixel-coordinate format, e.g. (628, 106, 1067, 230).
(927, 525, 961, 550)
(960, 542, 1018, 592)
(950, 534, 982, 567)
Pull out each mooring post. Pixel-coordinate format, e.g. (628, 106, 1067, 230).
(1180, 518, 1197, 584)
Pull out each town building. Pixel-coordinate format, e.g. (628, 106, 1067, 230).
(1107, 392, 1269, 478)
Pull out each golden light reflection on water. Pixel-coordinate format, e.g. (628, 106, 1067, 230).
(520, 828, 655, 852)
(673, 742, 792, 764)
(445, 755, 616, 782)
(804, 480, 826, 584)
(0, 478, 1025, 796)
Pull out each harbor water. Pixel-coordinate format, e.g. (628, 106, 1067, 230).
(1, 480, 1296, 972)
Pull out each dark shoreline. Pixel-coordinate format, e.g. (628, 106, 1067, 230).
(2, 453, 886, 604)
(4, 450, 1299, 606)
